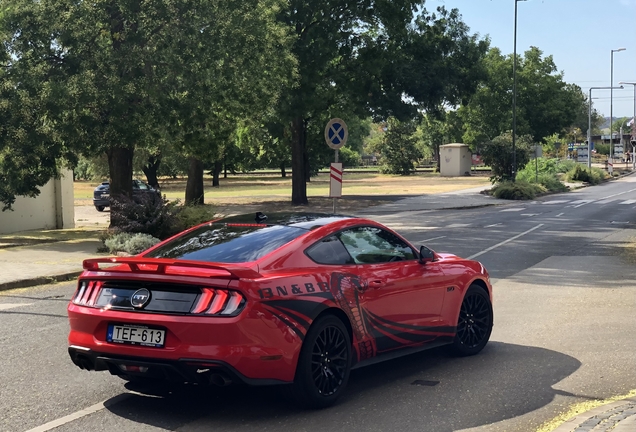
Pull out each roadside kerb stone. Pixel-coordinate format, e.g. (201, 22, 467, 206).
(0, 271, 83, 292)
(551, 397, 636, 432)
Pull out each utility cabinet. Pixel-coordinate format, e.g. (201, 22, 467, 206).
(439, 143, 472, 177)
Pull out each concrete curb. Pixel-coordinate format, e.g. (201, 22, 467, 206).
(0, 271, 82, 292)
(551, 397, 636, 432)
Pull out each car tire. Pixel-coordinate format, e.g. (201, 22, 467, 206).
(448, 284, 493, 357)
(95, 206, 105, 212)
(287, 315, 352, 409)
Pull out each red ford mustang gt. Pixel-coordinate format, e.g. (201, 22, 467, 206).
(68, 213, 493, 408)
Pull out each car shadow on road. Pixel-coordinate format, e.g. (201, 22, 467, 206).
(102, 342, 580, 432)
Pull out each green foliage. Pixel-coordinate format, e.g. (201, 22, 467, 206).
(480, 132, 533, 183)
(378, 118, 422, 175)
(104, 233, 161, 256)
(491, 181, 546, 200)
(109, 194, 181, 240)
(516, 158, 568, 192)
(565, 165, 606, 185)
(595, 144, 610, 156)
(555, 159, 577, 173)
(174, 204, 216, 231)
(73, 158, 94, 181)
(338, 147, 362, 168)
(460, 47, 587, 147)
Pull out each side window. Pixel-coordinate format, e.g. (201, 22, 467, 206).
(338, 226, 416, 264)
(306, 235, 354, 265)
(136, 181, 149, 190)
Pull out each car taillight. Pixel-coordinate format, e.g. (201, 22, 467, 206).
(191, 288, 245, 316)
(72, 281, 104, 306)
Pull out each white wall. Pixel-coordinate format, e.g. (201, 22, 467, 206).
(0, 169, 75, 234)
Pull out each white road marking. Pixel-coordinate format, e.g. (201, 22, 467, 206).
(521, 213, 540, 217)
(572, 200, 593, 208)
(620, 199, 636, 205)
(484, 223, 502, 228)
(542, 200, 570, 204)
(422, 236, 446, 242)
(556, 213, 564, 217)
(500, 208, 525, 212)
(467, 224, 544, 260)
(595, 199, 616, 204)
(0, 303, 33, 311)
(25, 394, 131, 432)
(446, 223, 471, 228)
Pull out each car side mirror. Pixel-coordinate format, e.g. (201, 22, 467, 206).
(419, 245, 436, 264)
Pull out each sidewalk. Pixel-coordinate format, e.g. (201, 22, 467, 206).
(550, 396, 636, 432)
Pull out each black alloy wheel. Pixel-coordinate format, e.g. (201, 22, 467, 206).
(288, 315, 351, 408)
(449, 285, 493, 356)
(95, 206, 105, 212)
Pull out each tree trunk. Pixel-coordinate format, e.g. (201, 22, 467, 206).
(142, 154, 161, 189)
(291, 117, 308, 205)
(107, 146, 134, 229)
(303, 119, 311, 182)
(185, 157, 204, 205)
(212, 160, 222, 187)
(223, 163, 227, 179)
(280, 162, 286, 178)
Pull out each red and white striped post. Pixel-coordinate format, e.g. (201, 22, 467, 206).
(325, 118, 348, 213)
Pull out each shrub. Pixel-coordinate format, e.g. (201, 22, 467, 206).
(516, 158, 569, 192)
(481, 132, 534, 183)
(556, 159, 577, 173)
(491, 181, 546, 200)
(565, 165, 607, 185)
(110, 193, 180, 240)
(104, 232, 161, 255)
(174, 204, 216, 231)
(338, 147, 363, 168)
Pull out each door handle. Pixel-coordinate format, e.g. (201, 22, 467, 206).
(369, 280, 384, 289)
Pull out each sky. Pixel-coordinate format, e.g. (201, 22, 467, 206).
(431, 0, 636, 119)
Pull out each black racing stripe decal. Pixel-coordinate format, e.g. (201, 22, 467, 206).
(263, 299, 329, 320)
(365, 311, 438, 345)
(262, 305, 305, 340)
(365, 310, 456, 334)
(266, 305, 312, 331)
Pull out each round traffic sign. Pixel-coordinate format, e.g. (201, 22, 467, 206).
(325, 118, 348, 150)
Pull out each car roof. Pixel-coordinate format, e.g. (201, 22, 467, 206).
(215, 212, 355, 230)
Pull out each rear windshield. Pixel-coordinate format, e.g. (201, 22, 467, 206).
(145, 224, 306, 263)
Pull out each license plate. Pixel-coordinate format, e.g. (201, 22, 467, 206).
(107, 324, 165, 348)
(101, 193, 110, 198)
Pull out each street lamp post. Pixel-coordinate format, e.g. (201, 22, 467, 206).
(610, 48, 626, 162)
(512, 0, 528, 182)
(589, 86, 623, 169)
(618, 81, 636, 169)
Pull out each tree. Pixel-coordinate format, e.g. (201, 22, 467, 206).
(481, 132, 533, 183)
(1, 0, 293, 215)
(276, 3, 489, 204)
(376, 117, 421, 175)
(460, 47, 587, 146)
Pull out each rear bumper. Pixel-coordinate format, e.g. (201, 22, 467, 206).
(68, 346, 287, 386)
(93, 198, 109, 207)
(67, 303, 301, 382)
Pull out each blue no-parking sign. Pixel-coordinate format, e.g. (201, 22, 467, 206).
(324, 118, 348, 149)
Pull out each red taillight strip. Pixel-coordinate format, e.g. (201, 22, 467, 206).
(191, 288, 215, 314)
(72, 281, 104, 307)
(206, 290, 229, 315)
(221, 292, 242, 315)
(86, 281, 103, 306)
(80, 281, 94, 304)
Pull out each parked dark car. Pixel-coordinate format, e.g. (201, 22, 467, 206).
(93, 180, 159, 212)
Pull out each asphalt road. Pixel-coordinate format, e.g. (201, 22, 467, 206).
(2, 176, 636, 432)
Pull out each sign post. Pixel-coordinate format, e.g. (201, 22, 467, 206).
(325, 118, 348, 213)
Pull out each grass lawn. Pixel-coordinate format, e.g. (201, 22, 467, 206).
(74, 171, 491, 205)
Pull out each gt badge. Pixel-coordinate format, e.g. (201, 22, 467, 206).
(131, 288, 151, 308)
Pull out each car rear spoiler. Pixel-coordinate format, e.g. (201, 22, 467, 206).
(82, 257, 262, 280)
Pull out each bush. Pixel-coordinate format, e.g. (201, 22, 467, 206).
(174, 204, 217, 231)
(565, 165, 606, 185)
(481, 132, 534, 183)
(516, 158, 569, 192)
(338, 147, 362, 168)
(110, 193, 180, 240)
(556, 159, 577, 173)
(104, 232, 161, 255)
(108, 193, 217, 243)
(491, 181, 546, 200)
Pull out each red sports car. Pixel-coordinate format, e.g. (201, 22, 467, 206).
(68, 212, 493, 408)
